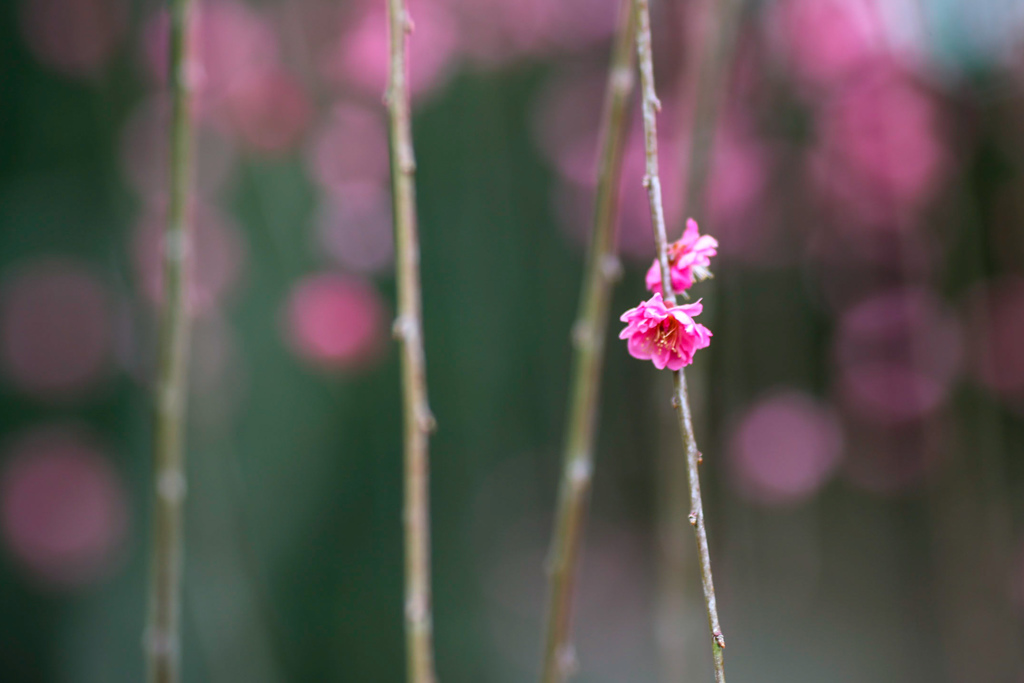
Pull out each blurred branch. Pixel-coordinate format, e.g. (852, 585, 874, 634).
(386, 2, 438, 683)
(145, 0, 195, 679)
(682, 0, 744, 225)
(634, 1, 726, 681)
(539, 3, 635, 681)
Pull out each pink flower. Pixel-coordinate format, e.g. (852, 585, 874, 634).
(644, 219, 718, 295)
(619, 293, 712, 370)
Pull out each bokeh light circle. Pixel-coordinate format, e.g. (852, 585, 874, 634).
(0, 259, 113, 401)
(1, 426, 128, 588)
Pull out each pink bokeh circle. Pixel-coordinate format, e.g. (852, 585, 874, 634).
(834, 286, 962, 423)
(1, 426, 128, 587)
(729, 390, 844, 505)
(284, 272, 388, 371)
(0, 259, 113, 401)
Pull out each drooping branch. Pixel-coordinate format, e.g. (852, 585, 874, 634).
(385, 1, 438, 682)
(145, 0, 195, 679)
(634, 0, 727, 681)
(539, 3, 636, 682)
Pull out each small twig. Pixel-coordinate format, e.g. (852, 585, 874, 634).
(145, 0, 195, 679)
(634, 1, 727, 681)
(385, 2, 438, 683)
(539, 3, 635, 682)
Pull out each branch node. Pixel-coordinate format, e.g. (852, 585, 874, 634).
(143, 627, 180, 658)
(392, 315, 414, 340)
(157, 470, 188, 502)
(697, 451, 704, 465)
(600, 254, 623, 282)
(688, 511, 699, 527)
(714, 631, 726, 649)
(671, 395, 680, 409)
(405, 595, 428, 624)
(556, 644, 579, 677)
(642, 174, 652, 189)
(416, 405, 437, 433)
(403, 11, 415, 33)
(568, 458, 593, 490)
(571, 320, 595, 350)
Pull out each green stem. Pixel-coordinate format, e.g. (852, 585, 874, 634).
(539, 3, 636, 682)
(145, 0, 195, 680)
(385, 2, 438, 682)
(634, 0, 726, 681)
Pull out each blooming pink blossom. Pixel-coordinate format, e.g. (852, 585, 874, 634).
(619, 293, 711, 370)
(644, 219, 718, 295)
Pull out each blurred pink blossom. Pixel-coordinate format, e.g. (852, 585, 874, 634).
(119, 94, 236, 201)
(1, 426, 128, 587)
(834, 287, 962, 423)
(143, 0, 311, 151)
(810, 65, 948, 228)
(20, 0, 127, 79)
(321, 0, 458, 99)
(284, 273, 387, 371)
(729, 390, 844, 505)
(644, 218, 718, 295)
(619, 294, 711, 371)
(965, 277, 1024, 405)
(133, 201, 247, 317)
(551, 121, 684, 261)
(447, 0, 617, 66)
(306, 103, 390, 196)
(219, 65, 312, 153)
(535, 67, 765, 261)
(699, 131, 773, 264)
(767, 0, 887, 90)
(315, 187, 395, 275)
(531, 67, 606, 186)
(143, 0, 280, 109)
(0, 259, 113, 401)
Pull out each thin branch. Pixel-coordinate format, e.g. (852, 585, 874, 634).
(385, 2, 438, 683)
(539, 3, 636, 682)
(145, 0, 195, 679)
(634, 1, 726, 681)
